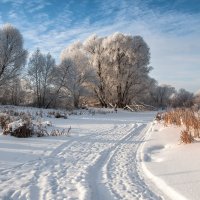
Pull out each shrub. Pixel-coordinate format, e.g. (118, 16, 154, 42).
(55, 112, 62, 118)
(54, 112, 67, 119)
(180, 130, 194, 144)
(20, 113, 32, 126)
(11, 125, 33, 138)
(50, 126, 71, 136)
(155, 112, 162, 121)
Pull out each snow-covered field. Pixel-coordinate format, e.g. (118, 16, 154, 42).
(142, 120, 200, 200)
(1, 107, 199, 200)
(0, 107, 163, 200)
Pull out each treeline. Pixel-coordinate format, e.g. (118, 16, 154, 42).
(0, 24, 197, 109)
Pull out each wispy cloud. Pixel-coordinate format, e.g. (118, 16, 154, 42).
(0, 0, 199, 92)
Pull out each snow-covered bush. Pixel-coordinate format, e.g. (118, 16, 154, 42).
(36, 110, 43, 117)
(11, 125, 33, 138)
(0, 108, 71, 138)
(50, 127, 71, 136)
(54, 112, 67, 118)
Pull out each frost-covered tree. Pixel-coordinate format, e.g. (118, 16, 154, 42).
(150, 84, 175, 108)
(102, 33, 152, 107)
(0, 24, 27, 86)
(0, 77, 26, 105)
(84, 33, 152, 108)
(84, 35, 108, 107)
(9, 78, 25, 105)
(28, 49, 55, 107)
(137, 78, 157, 105)
(45, 59, 71, 108)
(61, 42, 93, 108)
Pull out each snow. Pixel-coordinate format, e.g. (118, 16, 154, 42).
(141, 121, 200, 200)
(0, 107, 163, 200)
(2, 106, 200, 200)
(7, 119, 24, 131)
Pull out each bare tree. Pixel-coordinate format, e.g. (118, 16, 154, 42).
(0, 24, 27, 86)
(28, 49, 56, 107)
(0, 77, 27, 105)
(41, 53, 56, 106)
(28, 49, 44, 107)
(9, 78, 25, 105)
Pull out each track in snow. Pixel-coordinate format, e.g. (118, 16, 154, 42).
(88, 123, 162, 200)
(0, 117, 162, 200)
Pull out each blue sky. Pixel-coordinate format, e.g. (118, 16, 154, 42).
(0, 0, 200, 92)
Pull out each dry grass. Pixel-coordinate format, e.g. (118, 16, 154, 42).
(180, 130, 194, 144)
(159, 108, 200, 144)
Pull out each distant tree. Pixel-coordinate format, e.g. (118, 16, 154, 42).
(138, 78, 158, 106)
(9, 78, 25, 105)
(0, 77, 27, 105)
(193, 92, 200, 109)
(150, 84, 175, 108)
(0, 24, 27, 86)
(171, 89, 193, 107)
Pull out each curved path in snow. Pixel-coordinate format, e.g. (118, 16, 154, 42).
(0, 112, 163, 200)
